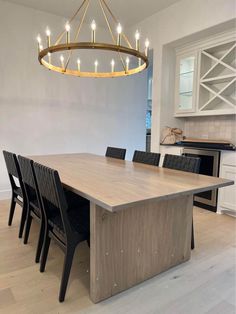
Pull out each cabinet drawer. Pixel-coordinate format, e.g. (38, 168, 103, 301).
(221, 151, 236, 167)
(218, 165, 236, 213)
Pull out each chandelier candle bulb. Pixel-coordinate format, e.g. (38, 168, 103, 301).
(77, 59, 81, 71)
(94, 60, 98, 73)
(117, 23, 122, 46)
(48, 52, 51, 64)
(37, 35, 41, 44)
(145, 39, 150, 56)
(46, 28, 51, 47)
(60, 55, 65, 69)
(91, 20, 96, 43)
(65, 23, 71, 44)
(111, 59, 115, 73)
(37, 35, 41, 53)
(126, 57, 130, 72)
(135, 30, 140, 51)
(139, 58, 142, 67)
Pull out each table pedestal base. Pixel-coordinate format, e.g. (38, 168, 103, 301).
(90, 195, 193, 303)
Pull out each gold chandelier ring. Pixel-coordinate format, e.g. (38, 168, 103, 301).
(38, 42, 149, 78)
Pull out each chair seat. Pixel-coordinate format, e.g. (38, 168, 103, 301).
(48, 204, 90, 239)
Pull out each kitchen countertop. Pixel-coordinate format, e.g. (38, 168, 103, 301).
(160, 143, 236, 151)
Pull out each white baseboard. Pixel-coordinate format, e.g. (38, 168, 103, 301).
(220, 209, 236, 218)
(0, 190, 11, 200)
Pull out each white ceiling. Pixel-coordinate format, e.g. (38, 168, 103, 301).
(3, 0, 181, 27)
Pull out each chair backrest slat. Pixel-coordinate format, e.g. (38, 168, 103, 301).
(105, 147, 126, 160)
(34, 163, 62, 209)
(3, 150, 25, 195)
(163, 154, 200, 174)
(3, 150, 21, 179)
(34, 162, 71, 235)
(132, 150, 160, 167)
(18, 156, 35, 189)
(18, 156, 40, 207)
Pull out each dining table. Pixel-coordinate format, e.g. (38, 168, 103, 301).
(30, 153, 233, 303)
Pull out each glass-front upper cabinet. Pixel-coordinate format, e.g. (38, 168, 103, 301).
(175, 52, 198, 114)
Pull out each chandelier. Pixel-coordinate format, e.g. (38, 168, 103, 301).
(37, 0, 150, 78)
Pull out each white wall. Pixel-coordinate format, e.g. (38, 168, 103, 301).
(128, 0, 236, 152)
(0, 0, 147, 199)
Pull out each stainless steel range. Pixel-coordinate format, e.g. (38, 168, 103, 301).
(183, 148, 221, 212)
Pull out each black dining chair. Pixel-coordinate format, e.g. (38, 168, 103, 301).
(18, 156, 45, 263)
(34, 162, 90, 302)
(163, 154, 201, 174)
(105, 146, 126, 160)
(3, 150, 27, 238)
(163, 154, 201, 250)
(132, 150, 161, 166)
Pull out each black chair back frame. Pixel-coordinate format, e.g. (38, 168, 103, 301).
(3, 150, 27, 238)
(105, 146, 126, 160)
(132, 150, 161, 167)
(34, 162, 90, 302)
(18, 156, 46, 263)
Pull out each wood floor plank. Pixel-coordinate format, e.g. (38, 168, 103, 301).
(0, 288, 16, 309)
(206, 301, 236, 314)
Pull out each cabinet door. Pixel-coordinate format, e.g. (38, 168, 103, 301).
(218, 165, 236, 213)
(175, 52, 198, 114)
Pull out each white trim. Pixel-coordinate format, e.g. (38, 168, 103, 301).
(218, 208, 236, 218)
(174, 109, 236, 117)
(0, 190, 11, 200)
(176, 29, 236, 55)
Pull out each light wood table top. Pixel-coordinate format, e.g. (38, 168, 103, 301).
(30, 153, 233, 212)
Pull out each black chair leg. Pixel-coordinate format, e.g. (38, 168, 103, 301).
(40, 232, 51, 273)
(59, 247, 76, 302)
(35, 221, 45, 263)
(18, 203, 27, 239)
(23, 214, 32, 244)
(191, 220, 195, 250)
(8, 196, 16, 226)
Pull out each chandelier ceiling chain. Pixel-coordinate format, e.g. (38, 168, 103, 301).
(64, 0, 90, 71)
(37, 0, 150, 78)
(98, 0, 126, 71)
(101, 0, 133, 49)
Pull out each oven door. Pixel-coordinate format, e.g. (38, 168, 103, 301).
(183, 148, 220, 208)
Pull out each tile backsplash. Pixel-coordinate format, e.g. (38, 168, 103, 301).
(184, 115, 236, 144)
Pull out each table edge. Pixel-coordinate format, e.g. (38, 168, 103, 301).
(64, 179, 234, 212)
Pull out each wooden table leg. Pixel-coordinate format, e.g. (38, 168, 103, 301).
(90, 195, 193, 303)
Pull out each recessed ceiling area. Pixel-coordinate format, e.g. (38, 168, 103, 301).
(3, 0, 181, 27)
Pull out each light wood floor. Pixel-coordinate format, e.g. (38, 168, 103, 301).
(0, 200, 235, 314)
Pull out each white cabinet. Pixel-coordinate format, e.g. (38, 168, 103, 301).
(198, 41, 236, 116)
(160, 146, 183, 166)
(174, 31, 236, 117)
(218, 151, 236, 215)
(175, 52, 198, 114)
